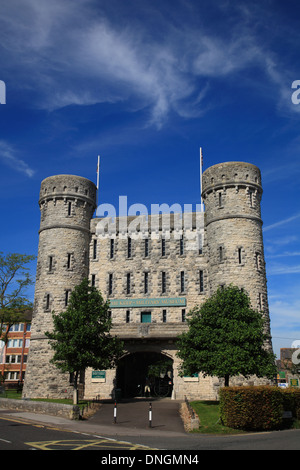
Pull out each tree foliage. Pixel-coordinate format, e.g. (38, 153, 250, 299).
(45, 278, 124, 403)
(0, 252, 35, 342)
(177, 285, 276, 386)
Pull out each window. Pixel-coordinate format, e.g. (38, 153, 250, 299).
(46, 294, 50, 310)
(144, 272, 149, 294)
(162, 271, 166, 294)
(238, 247, 242, 264)
(180, 271, 185, 293)
(9, 324, 24, 332)
(91, 274, 96, 287)
(198, 234, 203, 255)
(219, 192, 222, 207)
(7, 339, 23, 348)
(67, 253, 72, 269)
(26, 323, 31, 332)
(256, 252, 261, 270)
(127, 237, 132, 258)
(162, 309, 167, 323)
(249, 190, 254, 207)
(126, 273, 131, 294)
(181, 309, 186, 322)
(180, 236, 184, 255)
(48, 255, 53, 272)
(199, 270, 204, 293)
(161, 238, 166, 256)
(126, 310, 130, 323)
(93, 239, 97, 259)
(65, 290, 71, 307)
(110, 239, 114, 259)
(144, 238, 149, 257)
(141, 312, 151, 323)
(109, 274, 113, 295)
(219, 246, 223, 262)
(68, 201, 72, 216)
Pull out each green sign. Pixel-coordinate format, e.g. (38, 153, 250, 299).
(92, 371, 106, 379)
(109, 297, 186, 308)
(290, 379, 299, 387)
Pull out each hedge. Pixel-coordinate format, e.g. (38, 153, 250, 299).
(219, 386, 300, 431)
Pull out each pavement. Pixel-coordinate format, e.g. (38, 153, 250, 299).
(0, 397, 187, 439)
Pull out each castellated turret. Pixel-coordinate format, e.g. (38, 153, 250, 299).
(202, 162, 272, 346)
(23, 175, 97, 398)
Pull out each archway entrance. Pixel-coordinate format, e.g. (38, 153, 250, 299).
(116, 351, 173, 398)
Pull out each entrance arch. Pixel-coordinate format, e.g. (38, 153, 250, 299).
(116, 351, 173, 398)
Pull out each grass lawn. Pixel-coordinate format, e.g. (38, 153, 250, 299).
(1, 389, 89, 408)
(190, 401, 247, 434)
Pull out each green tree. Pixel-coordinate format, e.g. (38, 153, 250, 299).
(0, 252, 36, 343)
(45, 278, 124, 404)
(177, 285, 276, 387)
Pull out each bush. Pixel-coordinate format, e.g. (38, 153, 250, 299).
(220, 386, 284, 431)
(282, 388, 300, 421)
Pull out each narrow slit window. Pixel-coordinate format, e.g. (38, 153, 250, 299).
(144, 238, 149, 257)
(110, 239, 114, 259)
(93, 239, 97, 259)
(161, 238, 166, 256)
(199, 270, 204, 293)
(109, 273, 113, 295)
(162, 309, 167, 323)
(162, 271, 166, 294)
(180, 236, 184, 255)
(46, 294, 50, 310)
(238, 248, 242, 264)
(219, 192, 222, 207)
(126, 273, 131, 294)
(127, 237, 132, 258)
(144, 272, 149, 294)
(180, 271, 185, 293)
(68, 201, 72, 216)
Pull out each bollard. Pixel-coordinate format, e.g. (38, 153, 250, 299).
(149, 402, 152, 428)
(114, 401, 117, 424)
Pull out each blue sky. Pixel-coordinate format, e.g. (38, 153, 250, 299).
(0, 0, 300, 358)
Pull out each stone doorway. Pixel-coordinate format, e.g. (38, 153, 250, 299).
(116, 351, 173, 398)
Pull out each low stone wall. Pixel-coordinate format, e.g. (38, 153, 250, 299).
(0, 398, 80, 420)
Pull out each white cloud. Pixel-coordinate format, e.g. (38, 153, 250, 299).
(263, 212, 300, 232)
(0, 0, 298, 127)
(0, 141, 35, 178)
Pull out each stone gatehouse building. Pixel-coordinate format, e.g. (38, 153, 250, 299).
(23, 161, 273, 401)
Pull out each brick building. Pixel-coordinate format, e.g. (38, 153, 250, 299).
(0, 311, 32, 388)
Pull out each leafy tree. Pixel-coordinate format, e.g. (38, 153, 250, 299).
(0, 252, 36, 343)
(177, 285, 276, 387)
(45, 278, 124, 404)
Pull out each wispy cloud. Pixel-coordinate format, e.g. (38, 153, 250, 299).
(0, 141, 35, 178)
(0, 0, 298, 129)
(263, 212, 300, 232)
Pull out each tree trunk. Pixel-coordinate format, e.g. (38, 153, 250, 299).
(224, 374, 230, 387)
(73, 371, 79, 405)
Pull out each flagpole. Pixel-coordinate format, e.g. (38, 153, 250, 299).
(200, 147, 203, 212)
(96, 155, 100, 209)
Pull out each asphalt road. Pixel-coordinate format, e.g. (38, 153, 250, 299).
(1, 408, 300, 451)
